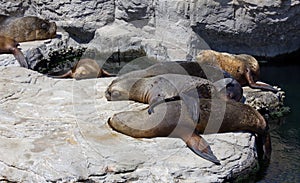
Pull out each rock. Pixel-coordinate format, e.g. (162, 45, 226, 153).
(243, 86, 289, 119)
(1, 0, 299, 58)
(0, 66, 261, 182)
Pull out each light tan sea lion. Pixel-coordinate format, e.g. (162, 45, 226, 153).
(0, 15, 57, 42)
(196, 50, 278, 92)
(0, 35, 28, 68)
(50, 58, 114, 80)
(108, 99, 271, 164)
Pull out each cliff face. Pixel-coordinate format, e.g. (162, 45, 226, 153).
(1, 0, 299, 59)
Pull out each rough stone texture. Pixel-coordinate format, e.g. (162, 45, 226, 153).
(0, 66, 260, 182)
(1, 0, 299, 58)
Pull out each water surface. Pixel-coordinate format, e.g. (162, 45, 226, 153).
(257, 61, 300, 182)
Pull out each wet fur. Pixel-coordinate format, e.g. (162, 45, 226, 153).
(196, 50, 278, 92)
(0, 15, 56, 42)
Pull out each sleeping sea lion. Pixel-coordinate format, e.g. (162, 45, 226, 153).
(116, 61, 233, 83)
(106, 74, 239, 120)
(0, 15, 57, 42)
(196, 50, 278, 92)
(0, 35, 28, 68)
(50, 58, 114, 80)
(108, 99, 271, 164)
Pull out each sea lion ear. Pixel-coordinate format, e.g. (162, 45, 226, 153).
(213, 78, 233, 92)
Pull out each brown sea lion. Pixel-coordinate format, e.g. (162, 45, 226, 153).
(0, 15, 56, 42)
(108, 99, 271, 164)
(106, 74, 238, 120)
(196, 50, 278, 92)
(117, 61, 231, 82)
(50, 58, 114, 80)
(0, 35, 28, 68)
(114, 61, 243, 101)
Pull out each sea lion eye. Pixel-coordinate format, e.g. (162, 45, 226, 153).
(111, 91, 120, 98)
(41, 23, 48, 29)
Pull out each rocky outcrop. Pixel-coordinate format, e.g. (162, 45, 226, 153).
(0, 66, 262, 182)
(1, 0, 299, 59)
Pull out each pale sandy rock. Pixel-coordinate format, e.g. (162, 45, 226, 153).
(0, 66, 260, 182)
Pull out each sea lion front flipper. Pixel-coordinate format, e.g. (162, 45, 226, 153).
(178, 92, 200, 122)
(11, 47, 28, 68)
(148, 96, 181, 114)
(183, 133, 221, 165)
(245, 68, 278, 93)
(49, 70, 73, 79)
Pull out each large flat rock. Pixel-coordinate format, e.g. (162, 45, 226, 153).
(0, 66, 259, 182)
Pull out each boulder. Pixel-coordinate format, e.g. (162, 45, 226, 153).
(0, 66, 262, 182)
(1, 0, 299, 58)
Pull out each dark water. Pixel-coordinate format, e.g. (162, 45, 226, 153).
(256, 60, 300, 182)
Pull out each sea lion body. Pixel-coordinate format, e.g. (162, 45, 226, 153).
(113, 61, 243, 102)
(106, 74, 232, 119)
(117, 61, 232, 82)
(0, 15, 57, 42)
(0, 36, 28, 68)
(196, 50, 278, 92)
(51, 58, 114, 80)
(108, 99, 271, 164)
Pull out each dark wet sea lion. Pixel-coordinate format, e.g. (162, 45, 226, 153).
(0, 15, 56, 42)
(113, 61, 243, 101)
(50, 58, 114, 80)
(0, 35, 28, 68)
(106, 74, 242, 120)
(196, 50, 278, 92)
(108, 99, 271, 164)
(117, 61, 233, 82)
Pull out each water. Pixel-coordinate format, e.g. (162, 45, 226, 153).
(256, 60, 300, 182)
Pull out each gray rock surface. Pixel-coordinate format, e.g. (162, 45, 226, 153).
(0, 66, 262, 182)
(1, 0, 299, 58)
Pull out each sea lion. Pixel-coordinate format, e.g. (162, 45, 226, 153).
(116, 61, 233, 83)
(196, 50, 278, 92)
(0, 15, 56, 42)
(108, 99, 271, 164)
(114, 61, 243, 100)
(0, 35, 28, 68)
(106, 74, 242, 120)
(50, 58, 114, 80)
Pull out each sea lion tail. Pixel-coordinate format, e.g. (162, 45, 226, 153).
(183, 133, 221, 165)
(11, 48, 28, 68)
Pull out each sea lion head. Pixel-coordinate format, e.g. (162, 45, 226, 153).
(105, 78, 140, 101)
(238, 54, 260, 81)
(33, 17, 57, 40)
(73, 67, 89, 79)
(213, 78, 243, 102)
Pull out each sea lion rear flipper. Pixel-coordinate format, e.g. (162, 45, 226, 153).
(245, 68, 278, 93)
(11, 48, 28, 68)
(184, 133, 221, 165)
